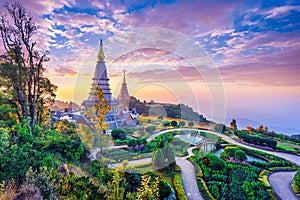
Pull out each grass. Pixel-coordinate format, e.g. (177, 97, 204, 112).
(276, 143, 297, 152)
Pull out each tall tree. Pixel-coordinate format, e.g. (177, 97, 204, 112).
(0, 2, 57, 127)
(152, 149, 165, 171)
(84, 86, 111, 161)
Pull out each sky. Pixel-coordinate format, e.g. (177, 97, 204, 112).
(0, 0, 300, 133)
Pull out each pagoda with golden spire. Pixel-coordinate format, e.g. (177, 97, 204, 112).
(117, 70, 130, 106)
(82, 39, 119, 129)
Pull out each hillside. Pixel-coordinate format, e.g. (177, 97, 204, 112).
(129, 96, 209, 122)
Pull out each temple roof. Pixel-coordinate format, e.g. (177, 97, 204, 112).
(97, 39, 105, 61)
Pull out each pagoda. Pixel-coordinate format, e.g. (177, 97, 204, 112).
(117, 70, 130, 106)
(82, 39, 119, 129)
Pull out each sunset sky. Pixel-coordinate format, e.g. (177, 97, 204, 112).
(1, 0, 299, 133)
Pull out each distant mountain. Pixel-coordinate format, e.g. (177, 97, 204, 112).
(48, 100, 80, 111)
(225, 117, 300, 136)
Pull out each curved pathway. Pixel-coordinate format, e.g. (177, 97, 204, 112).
(269, 171, 298, 200)
(92, 128, 300, 200)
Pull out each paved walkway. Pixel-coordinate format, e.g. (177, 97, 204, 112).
(269, 171, 298, 200)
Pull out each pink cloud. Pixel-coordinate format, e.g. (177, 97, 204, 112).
(55, 66, 77, 77)
(114, 1, 239, 33)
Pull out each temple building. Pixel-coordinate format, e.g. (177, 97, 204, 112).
(80, 40, 138, 129)
(51, 40, 139, 130)
(117, 70, 130, 106)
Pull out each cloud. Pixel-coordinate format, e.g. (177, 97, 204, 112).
(113, 0, 239, 33)
(264, 5, 300, 19)
(55, 66, 77, 76)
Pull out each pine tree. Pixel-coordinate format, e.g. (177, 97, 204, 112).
(152, 149, 165, 170)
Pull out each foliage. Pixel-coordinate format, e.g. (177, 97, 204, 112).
(84, 86, 111, 162)
(258, 170, 271, 188)
(129, 97, 208, 122)
(178, 121, 185, 127)
(171, 120, 178, 127)
(276, 143, 297, 152)
(192, 150, 271, 200)
(56, 119, 77, 136)
(145, 126, 156, 133)
(198, 178, 215, 200)
(235, 130, 277, 149)
(173, 174, 187, 200)
(294, 168, 300, 188)
(230, 119, 237, 130)
(188, 121, 194, 127)
(111, 128, 126, 140)
(201, 153, 226, 170)
(293, 168, 300, 197)
(152, 149, 165, 170)
(0, 2, 57, 127)
(136, 175, 159, 200)
(234, 150, 247, 162)
(106, 168, 125, 200)
(127, 140, 137, 147)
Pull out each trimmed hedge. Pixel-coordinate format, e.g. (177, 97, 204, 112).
(173, 174, 188, 200)
(258, 170, 271, 188)
(198, 178, 215, 200)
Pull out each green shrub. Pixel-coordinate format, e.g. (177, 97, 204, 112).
(199, 178, 215, 200)
(173, 174, 188, 200)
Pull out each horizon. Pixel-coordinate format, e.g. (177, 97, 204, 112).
(1, 0, 299, 133)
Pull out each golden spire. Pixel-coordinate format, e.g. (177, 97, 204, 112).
(97, 39, 105, 61)
(123, 70, 126, 83)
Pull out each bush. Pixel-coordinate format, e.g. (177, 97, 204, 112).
(198, 178, 215, 200)
(258, 170, 271, 188)
(173, 174, 188, 200)
(204, 153, 226, 170)
(178, 121, 185, 127)
(234, 150, 247, 162)
(111, 128, 126, 139)
(294, 167, 300, 196)
(145, 126, 156, 133)
(174, 165, 181, 172)
(188, 121, 194, 127)
(171, 121, 178, 127)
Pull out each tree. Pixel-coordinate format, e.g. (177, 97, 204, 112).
(230, 119, 237, 130)
(0, 2, 57, 128)
(163, 144, 175, 170)
(256, 125, 264, 133)
(152, 149, 165, 170)
(56, 119, 77, 136)
(127, 140, 137, 148)
(84, 86, 111, 162)
(188, 121, 194, 127)
(136, 175, 159, 200)
(106, 168, 125, 200)
(234, 150, 247, 162)
(111, 128, 126, 139)
(178, 121, 185, 127)
(171, 121, 177, 127)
